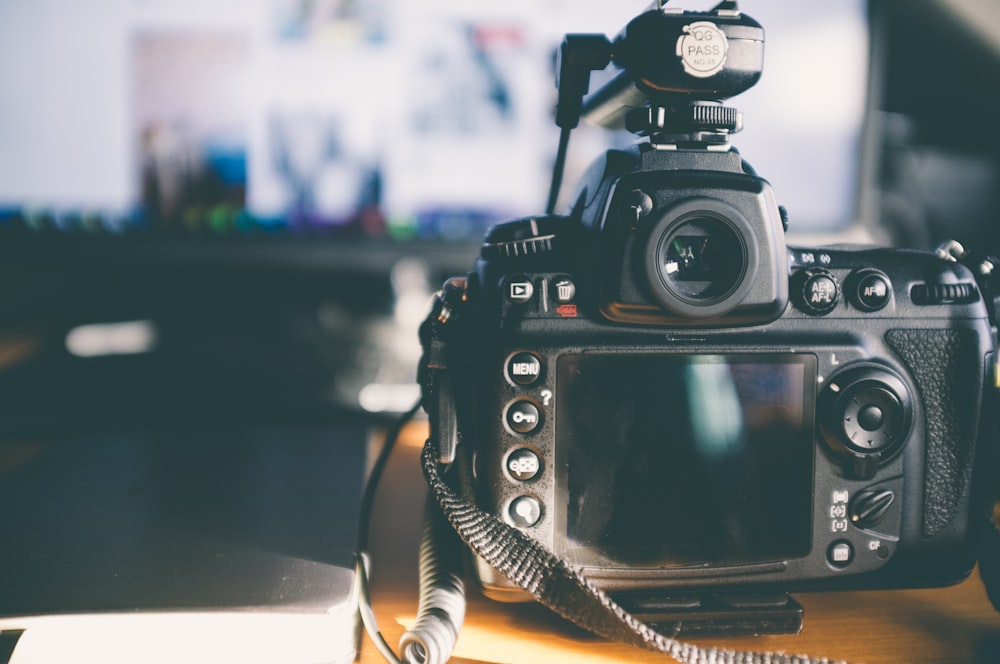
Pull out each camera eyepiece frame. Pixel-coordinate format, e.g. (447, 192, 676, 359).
(642, 197, 759, 318)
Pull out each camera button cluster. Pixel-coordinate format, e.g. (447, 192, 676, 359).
(506, 400, 542, 434)
(503, 274, 578, 318)
(793, 265, 898, 314)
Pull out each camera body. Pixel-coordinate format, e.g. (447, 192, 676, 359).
(431, 3, 997, 605)
(454, 142, 994, 600)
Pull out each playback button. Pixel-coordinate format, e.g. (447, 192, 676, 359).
(505, 276, 534, 304)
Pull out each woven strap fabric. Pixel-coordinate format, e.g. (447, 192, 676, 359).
(420, 437, 848, 664)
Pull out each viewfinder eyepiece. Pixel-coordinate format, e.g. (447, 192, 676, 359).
(644, 198, 759, 318)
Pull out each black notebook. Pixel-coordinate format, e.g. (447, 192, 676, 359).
(0, 423, 365, 663)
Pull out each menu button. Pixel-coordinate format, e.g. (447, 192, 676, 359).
(507, 352, 542, 386)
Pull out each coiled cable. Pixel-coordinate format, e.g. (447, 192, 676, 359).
(398, 498, 466, 664)
(356, 402, 467, 664)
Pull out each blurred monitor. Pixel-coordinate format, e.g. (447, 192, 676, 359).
(0, 0, 872, 269)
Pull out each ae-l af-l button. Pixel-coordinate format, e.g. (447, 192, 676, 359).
(794, 267, 840, 315)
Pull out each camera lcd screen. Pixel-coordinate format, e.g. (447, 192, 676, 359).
(555, 353, 815, 568)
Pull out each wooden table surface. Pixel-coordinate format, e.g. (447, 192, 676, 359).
(360, 423, 1000, 664)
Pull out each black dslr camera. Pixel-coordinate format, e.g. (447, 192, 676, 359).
(420, 0, 999, 634)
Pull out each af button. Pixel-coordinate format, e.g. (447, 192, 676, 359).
(850, 269, 893, 312)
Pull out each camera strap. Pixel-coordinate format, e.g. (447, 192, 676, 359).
(419, 436, 847, 664)
(416, 286, 849, 664)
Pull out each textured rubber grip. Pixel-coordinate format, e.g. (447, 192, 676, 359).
(885, 328, 981, 537)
